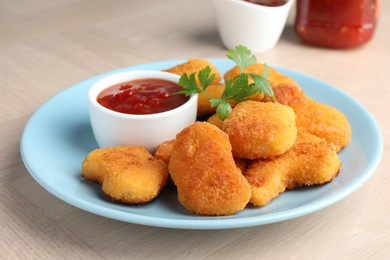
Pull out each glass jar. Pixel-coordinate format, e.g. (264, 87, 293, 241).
(295, 0, 380, 48)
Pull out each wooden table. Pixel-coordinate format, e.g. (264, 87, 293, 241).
(1, 0, 389, 259)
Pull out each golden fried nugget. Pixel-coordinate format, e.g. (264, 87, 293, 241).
(224, 64, 300, 101)
(245, 133, 341, 206)
(164, 59, 221, 84)
(82, 146, 168, 204)
(222, 101, 297, 159)
(169, 122, 251, 216)
(206, 113, 223, 129)
(263, 83, 352, 151)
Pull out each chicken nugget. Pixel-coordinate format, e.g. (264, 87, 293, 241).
(222, 101, 297, 159)
(263, 83, 352, 151)
(82, 146, 168, 204)
(169, 122, 251, 215)
(245, 133, 341, 206)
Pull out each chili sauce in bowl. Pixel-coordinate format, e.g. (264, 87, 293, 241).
(97, 78, 189, 115)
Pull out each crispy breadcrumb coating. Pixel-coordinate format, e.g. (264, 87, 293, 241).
(82, 146, 168, 204)
(222, 101, 297, 159)
(263, 83, 352, 151)
(155, 138, 250, 176)
(245, 133, 341, 206)
(168, 122, 251, 215)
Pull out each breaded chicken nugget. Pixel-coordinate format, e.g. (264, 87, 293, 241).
(169, 122, 251, 215)
(224, 64, 300, 101)
(245, 133, 341, 206)
(164, 59, 223, 116)
(263, 83, 352, 151)
(222, 101, 297, 159)
(82, 146, 168, 204)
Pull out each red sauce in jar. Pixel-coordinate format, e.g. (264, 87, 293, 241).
(295, 0, 379, 48)
(244, 0, 287, 7)
(97, 78, 189, 115)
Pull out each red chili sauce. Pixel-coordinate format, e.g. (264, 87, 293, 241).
(295, 0, 379, 48)
(244, 0, 287, 7)
(97, 78, 189, 115)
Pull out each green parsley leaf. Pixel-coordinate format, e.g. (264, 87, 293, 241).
(226, 45, 257, 73)
(248, 64, 275, 101)
(209, 98, 223, 108)
(261, 63, 269, 78)
(197, 66, 215, 92)
(177, 72, 201, 95)
(176, 67, 215, 99)
(176, 45, 276, 120)
(223, 75, 256, 102)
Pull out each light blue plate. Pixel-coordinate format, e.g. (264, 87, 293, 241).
(20, 59, 383, 229)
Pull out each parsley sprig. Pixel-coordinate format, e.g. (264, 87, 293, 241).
(177, 45, 275, 120)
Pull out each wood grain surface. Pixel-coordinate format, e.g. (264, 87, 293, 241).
(1, 0, 389, 259)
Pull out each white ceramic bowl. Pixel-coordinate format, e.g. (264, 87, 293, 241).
(88, 70, 198, 152)
(210, 0, 294, 53)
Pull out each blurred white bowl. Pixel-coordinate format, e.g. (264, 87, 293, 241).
(88, 70, 198, 152)
(210, 0, 294, 53)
